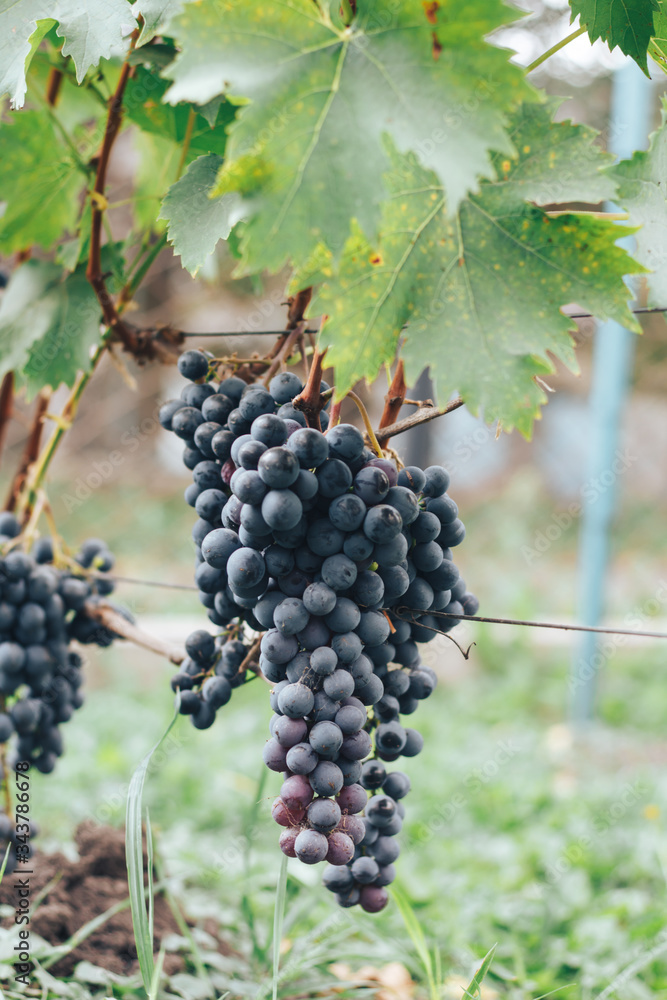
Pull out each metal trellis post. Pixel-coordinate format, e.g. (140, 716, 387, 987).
(570, 61, 654, 723)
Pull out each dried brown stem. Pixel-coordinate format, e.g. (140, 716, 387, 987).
(261, 326, 304, 386)
(6, 389, 51, 515)
(375, 397, 465, 443)
(0, 372, 14, 472)
(83, 601, 185, 664)
(238, 635, 270, 685)
(292, 348, 327, 429)
(287, 287, 312, 329)
(379, 360, 407, 433)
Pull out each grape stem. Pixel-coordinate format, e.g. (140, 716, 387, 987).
(525, 24, 587, 73)
(346, 391, 384, 458)
(292, 347, 328, 430)
(329, 400, 341, 428)
(375, 396, 465, 443)
(237, 636, 270, 685)
(379, 359, 407, 434)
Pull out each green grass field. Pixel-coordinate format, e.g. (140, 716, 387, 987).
(0, 482, 665, 999)
(4, 610, 664, 1000)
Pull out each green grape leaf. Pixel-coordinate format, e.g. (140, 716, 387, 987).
(0, 0, 136, 107)
(607, 103, 667, 306)
(0, 261, 101, 397)
(0, 110, 85, 253)
(490, 100, 617, 206)
(163, 0, 533, 276)
(649, 9, 667, 67)
(570, 0, 659, 72)
(126, 62, 237, 234)
(159, 154, 241, 275)
(133, 0, 187, 44)
(0, 15, 51, 109)
(131, 131, 181, 231)
(310, 122, 642, 436)
(124, 66, 235, 158)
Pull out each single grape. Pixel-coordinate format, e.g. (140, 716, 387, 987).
(309, 720, 344, 757)
(325, 831, 355, 866)
(307, 797, 342, 834)
(178, 349, 209, 381)
(294, 829, 328, 865)
(286, 742, 319, 774)
(262, 738, 289, 772)
(309, 760, 344, 797)
(327, 424, 365, 461)
(323, 864, 355, 892)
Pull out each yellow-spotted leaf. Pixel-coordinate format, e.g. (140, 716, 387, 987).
(312, 108, 641, 436)
(163, 0, 534, 276)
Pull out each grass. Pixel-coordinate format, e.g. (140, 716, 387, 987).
(0, 484, 665, 998)
(1, 610, 665, 999)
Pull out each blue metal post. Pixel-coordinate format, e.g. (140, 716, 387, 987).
(570, 62, 653, 723)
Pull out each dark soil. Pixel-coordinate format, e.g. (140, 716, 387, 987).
(0, 822, 190, 978)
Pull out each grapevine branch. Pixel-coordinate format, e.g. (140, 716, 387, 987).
(0, 372, 13, 466)
(45, 67, 63, 107)
(85, 31, 180, 364)
(261, 326, 305, 385)
(375, 397, 465, 442)
(86, 34, 138, 349)
(287, 288, 313, 329)
(83, 602, 185, 664)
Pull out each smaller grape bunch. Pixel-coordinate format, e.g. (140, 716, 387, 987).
(162, 348, 479, 912)
(170, 627, 258, 730)
(0, 514, 129, 871)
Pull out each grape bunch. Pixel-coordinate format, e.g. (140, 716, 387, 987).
(162, 349, 478, 912)
(169, 627, 256, 729)
(0, 513, 128, 871)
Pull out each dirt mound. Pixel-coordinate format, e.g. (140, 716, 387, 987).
(0, 822, 186, 978)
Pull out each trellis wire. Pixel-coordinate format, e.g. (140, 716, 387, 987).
(177, 307, 667, 339)
(97, 574, 667, 641)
